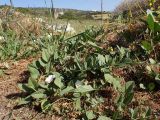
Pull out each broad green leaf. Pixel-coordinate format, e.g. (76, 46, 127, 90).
(73, 93, 81, 98)
(74, 85, 94, 93)
(41, 99, 52, 112)
(28, 64, 40, 79)
(45, 61, 51, 73)
(39, 83, 49, 89)
(146, 65, 152, 72)
(18, 84, 35, 93)
(149, 58, 156, 64)
(147, 12, 155, 31)
(121, 81, 135, 105)
(154, 22, 160, 32)
(105, 55, 110, 63)
(18, 99, 30, 106)
(117, 46, 125, 59)
(31, 61, 39, 68)
(145, 107, 151, 117)
(28, 78, 39, 90)
(147, 82, 155, 91)
(18, 96, 32, 106)
(86, 110, 96, 120)
(104, 74, 115, 84)
(124, 81, 135, 93)
(54, 51, 59, 60)
(52, 72, 61, 78)
(60, 86, 74, 96)
(75, 98, 81, 110)
(54, 78, 64, 89)
(98, 54, 106, 66)
(141, 41, 152, 52)
(116, 94, 124, 111)
(104, 74, 121, 89)
(38, 58, 47, 67)
(31, 92, 46, 99)
(42, 49, 50, 62)
(123, 92, 134, 105)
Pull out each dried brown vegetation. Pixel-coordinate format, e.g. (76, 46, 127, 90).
(114, 0, 149, 15)
(114, 0, 160, 17)
(0, 7, 44, 38)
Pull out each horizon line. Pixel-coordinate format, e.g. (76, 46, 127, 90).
(0, 4, 112, 12)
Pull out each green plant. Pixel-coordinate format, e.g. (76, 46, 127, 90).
(17, 8, 159, 119)
(130, 107, 152, 120)
(141, 9, 160, 58)
(0, 30, 40, 61)
(17, 27, 137, 118)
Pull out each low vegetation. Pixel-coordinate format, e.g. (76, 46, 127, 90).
(0, 0, 160, 119)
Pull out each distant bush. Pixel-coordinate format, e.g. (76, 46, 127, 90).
(59, 10, 93, 20)
(16, 8, 31, 14)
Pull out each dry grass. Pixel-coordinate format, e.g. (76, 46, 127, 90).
(0, 7, 101, 39)
(114, 0, 149, 16)
(0, 8, 43, 38)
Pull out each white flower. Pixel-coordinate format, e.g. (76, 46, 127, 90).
(147, 9, 151, 15)
(66, 23, 76, 34)
(47, 34, 52, 39)
(0, 36, 5, 41)
(45, 75, 56, 84)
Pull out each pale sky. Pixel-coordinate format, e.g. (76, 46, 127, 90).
(0, 0, 122, 11)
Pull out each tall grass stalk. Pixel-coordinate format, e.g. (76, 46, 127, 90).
(101, 0, 103, 26)
(10, 0, 14, 8)
(136, 0, 146, 15)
